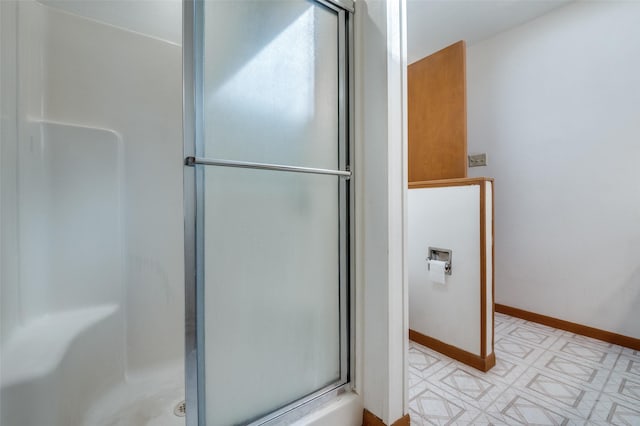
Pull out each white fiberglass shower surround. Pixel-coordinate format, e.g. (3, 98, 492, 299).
(0, 0, 184, 425)
(0, 0, 354, 425)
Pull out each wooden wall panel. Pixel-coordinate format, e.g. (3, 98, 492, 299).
(408, 41, 467, 182)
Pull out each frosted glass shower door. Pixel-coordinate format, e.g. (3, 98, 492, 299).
(184, 0, 353, 424)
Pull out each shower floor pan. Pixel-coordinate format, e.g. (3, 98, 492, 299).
(83, 363, 185, 426)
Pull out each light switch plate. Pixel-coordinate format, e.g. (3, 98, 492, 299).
(468, 153, 487, 167)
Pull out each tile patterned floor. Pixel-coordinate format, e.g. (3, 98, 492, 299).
(408, 313, 640, 425)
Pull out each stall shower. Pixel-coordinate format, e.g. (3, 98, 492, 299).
(1, 0, 354, 424)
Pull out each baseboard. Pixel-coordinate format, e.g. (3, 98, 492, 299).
(362, 409, 410, 426)
(409, 329, 496, 372)
(495, 304, 640, 351)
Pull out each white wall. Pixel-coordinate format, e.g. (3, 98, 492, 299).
(38, 0, 181, 45)
(467, 0, 640, 338)
(356, 0, 408, 424)
(409, 186, 481, 355)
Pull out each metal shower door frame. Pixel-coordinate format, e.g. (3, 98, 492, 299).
(182, 0, 355, 424)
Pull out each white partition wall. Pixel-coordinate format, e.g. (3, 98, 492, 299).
(409, 185, 481, 355)
(408, 178, 494, 371)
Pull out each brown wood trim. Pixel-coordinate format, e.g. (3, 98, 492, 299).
(462, 40, 468, 181)
(479, 181, 487, 358)
(485, 351, 496, 371)
(409, 329, 496, 372)
(408, 176, 493, 189)
(490, 181, 495, 356)
(495, 304, 640, 351)
(363, 409, 385, 426)
(363, 409, 410, 426)
(391, 414, 411, 426)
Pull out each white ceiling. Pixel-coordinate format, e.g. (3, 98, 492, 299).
(407, 0, 574, 64)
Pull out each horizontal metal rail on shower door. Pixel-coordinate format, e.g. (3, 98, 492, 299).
(185, 156, 352, 179)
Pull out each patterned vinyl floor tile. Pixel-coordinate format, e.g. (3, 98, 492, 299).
(532, 351, 608, 389)
(621, 348, 640, 362)
(522, 320, 565, 337)
(408, 314, 638, 426)
(587, 394, 640, 425)
(613, 355, 640, 381)
(602, 371, 640, 407)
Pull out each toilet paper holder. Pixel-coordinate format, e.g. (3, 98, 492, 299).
(426, 247, 452, 275)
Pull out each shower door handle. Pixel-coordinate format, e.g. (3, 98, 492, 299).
(185, 156, 352, 179)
